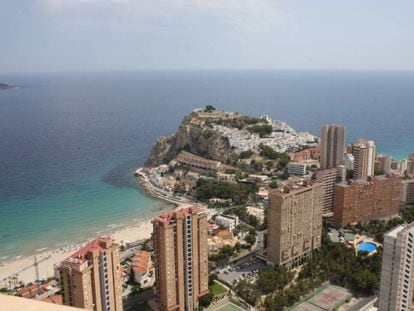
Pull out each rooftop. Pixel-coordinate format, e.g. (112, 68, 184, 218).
(60, 237, 112, 269)
(385, 222, 414, 239)
(153, 205, 204, 224)
(271, 179, 320, 196)
(131, 251, 151, 274)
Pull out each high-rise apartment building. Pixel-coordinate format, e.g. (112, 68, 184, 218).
(401, 179, 414, 205)
(153, 206, 209, 311)
(353, 139, 376, 180)
(379, 223, 414, 311)
(405, 153, 414, 176)
(316, 168, 339, 217)
(333, 176, 401, 226)
(375, 154, 392, 175)
(320, 125, 345, 170)
(267, 180, 323, 268)
(56, 238, 123, 311)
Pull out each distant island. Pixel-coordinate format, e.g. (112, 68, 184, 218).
(0, 83, 14, 90)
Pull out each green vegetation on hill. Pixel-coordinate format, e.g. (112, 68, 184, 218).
(258, 144, 290, 169)
(238, 150, 254, 159)
(248, 124, 273, 137)
(196, 179, 257, 205)
(213, 116, 262, 130)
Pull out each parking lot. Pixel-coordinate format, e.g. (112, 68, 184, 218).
(217, 257, 267, 286)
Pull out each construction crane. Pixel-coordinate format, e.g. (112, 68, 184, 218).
(34, 256, 40, 296)
(0, 255, 51, 289)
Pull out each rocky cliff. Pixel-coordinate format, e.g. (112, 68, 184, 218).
(145, 111, 238, 167)
(145, 108, 318, 167)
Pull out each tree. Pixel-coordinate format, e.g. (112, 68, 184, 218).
(257, 266, 293, 294)
(199, 292, 214, 307)
(236, 280, 260, 305)
(245, 234, 256, 245)
(205, 105, 216, 111)
(269, 180, 278, 189)
(239, 150, 254, 159)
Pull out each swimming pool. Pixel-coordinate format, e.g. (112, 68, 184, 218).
(357, 242, 377, 254)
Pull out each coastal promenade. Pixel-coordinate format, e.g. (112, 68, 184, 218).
(135, 167, 208, 208)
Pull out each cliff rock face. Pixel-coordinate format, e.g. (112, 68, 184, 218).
(145, 113, 236, 167)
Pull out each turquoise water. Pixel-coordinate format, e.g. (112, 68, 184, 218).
(0, 70, 413, 260)
(0, 159, 168, 259)
(357, 242, 377, 253)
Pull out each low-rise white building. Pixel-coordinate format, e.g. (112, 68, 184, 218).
(215, 214, 239, 231)
(287, 162, 307, 176)
(257, 187, 269, 200)
(247, 174, 269, 183)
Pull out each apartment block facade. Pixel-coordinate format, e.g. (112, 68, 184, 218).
(320, 124, 345, 170)
(153, 206, 209, 311)
(267, 180, 323, 268)
(316, 168, 339, 217)
(333, 176, 401, 226)
(379, 223, 414, 311)
(56, 238, 123, 311)
(353, 139, 376, 180)
(401, 179, 414, 205)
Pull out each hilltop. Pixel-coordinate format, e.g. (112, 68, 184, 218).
(145, 106, 318, 167)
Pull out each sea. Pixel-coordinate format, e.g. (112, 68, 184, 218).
(0, 70, 413, 260)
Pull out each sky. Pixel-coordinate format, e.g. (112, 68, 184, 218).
(1, 0, 414, 73)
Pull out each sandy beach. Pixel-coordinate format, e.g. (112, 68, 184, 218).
(0, 219, 154, 287)
(0, 172, 210, 288)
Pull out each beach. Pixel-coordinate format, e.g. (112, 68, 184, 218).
(0, 165, 208, 288)
(0, 219, 154, 286)
(0, 200, 214, 287)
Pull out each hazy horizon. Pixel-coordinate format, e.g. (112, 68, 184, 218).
(2, 0, 414, 73)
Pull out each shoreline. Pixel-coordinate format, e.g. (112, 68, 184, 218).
(0, 218, 155, 286)
(135, 167, 207, 208)
(0, 170, 207, 287)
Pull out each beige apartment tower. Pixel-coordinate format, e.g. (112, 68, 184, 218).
(56, 238, 123, 311)
(316, 168, 339, 217)
(379, 223, 414, 311)
(353, 139, 376, 180)
(267, 180, 323, 268)
(401, 179, 414, 205)
(320, 124, 345, 170)
(153, 206, 209, 311)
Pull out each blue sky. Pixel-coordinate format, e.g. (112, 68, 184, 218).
(1, 0, 414, 72)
